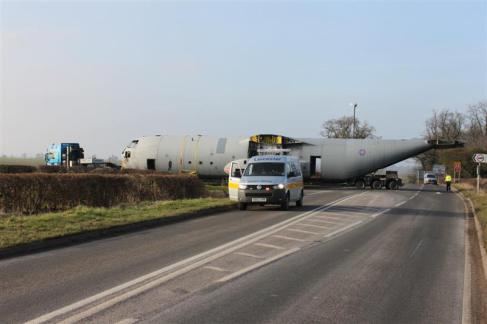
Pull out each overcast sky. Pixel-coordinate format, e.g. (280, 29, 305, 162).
(1, 1, 486, 158)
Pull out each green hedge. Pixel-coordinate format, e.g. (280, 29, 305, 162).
(0, 165, 37, 173)
(0, 174, 206, 215)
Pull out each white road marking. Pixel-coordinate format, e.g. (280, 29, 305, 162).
(325, 220, 363, 238)
(461, 196, 472, 324)
(26, 193, 366, 324)
(203, 266, 231, 272)
(217, 248, 300, 282)
(313, 215, 348, 225)
(272, 235, 307, 242)
(304, 218, 340, 225)
(294, 222, 330, 230)
(371, 208, 391, 218)
(234, 252, 265, 259)
(409, 240, 423, 258)
(286, 228, 321, 235)
(394, 201, 406, 207)
(306, 217, 341, 225)
(254, 242, 285, 250)
(305, 191, 331, 195)
(314, 215, 350, 222)
(116, 318, 138, 324)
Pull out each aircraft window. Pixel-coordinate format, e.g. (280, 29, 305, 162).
(127, 140, 139, 148)
(210, 161, 213, 165)
(188, 161, 192, 164)
(216, 138, 227, 154)
(168, 161, 172, 171)
(199, 161, 203, 165)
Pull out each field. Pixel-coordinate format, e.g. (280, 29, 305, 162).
(0, 157, 44, 166)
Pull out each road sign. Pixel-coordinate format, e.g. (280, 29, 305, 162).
(473, 154, 487, 163)
(454, 161, 462, 172)
(433, 164, 446, 175)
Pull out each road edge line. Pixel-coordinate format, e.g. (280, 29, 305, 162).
(461, 195, 472, 324)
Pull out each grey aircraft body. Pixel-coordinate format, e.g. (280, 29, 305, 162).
(121, 134, 462, 181)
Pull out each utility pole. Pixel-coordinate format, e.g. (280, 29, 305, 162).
(350, 103, 358, 138)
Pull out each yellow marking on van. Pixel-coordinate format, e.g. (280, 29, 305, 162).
(228, 181, 240, 189)
(287, 181, 304, 189)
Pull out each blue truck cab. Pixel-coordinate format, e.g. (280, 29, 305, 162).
(45, 143, 84, 166)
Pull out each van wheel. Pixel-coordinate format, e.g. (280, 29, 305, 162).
(371, 180, 382, 190)
(281, 194, 290, 211)
(238, 202, 247, 210)
(296, 191, 304, 207)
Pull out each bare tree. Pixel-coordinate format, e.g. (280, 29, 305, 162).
(320, 116, 376, 139)
(466, 101, 487, 147)
(424, 109, 465, 142)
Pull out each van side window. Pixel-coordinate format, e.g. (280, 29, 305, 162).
(287, 163, 293, 177)
(289, 163, 297, 177)
(293, 163, 302, 177)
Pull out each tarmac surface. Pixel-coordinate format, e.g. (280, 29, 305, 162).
(0, 184, 467, 323)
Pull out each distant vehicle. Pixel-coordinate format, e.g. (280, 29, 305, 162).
(228, 155, 304, 211)
(45, 143, 119, 169)
(424, 173, 438, 185)
(45, 143, 84, 166)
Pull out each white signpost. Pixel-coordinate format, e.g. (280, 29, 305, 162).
(473, 154, 487, 194)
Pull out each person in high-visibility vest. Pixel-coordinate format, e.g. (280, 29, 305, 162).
(445, 174, 452, 192)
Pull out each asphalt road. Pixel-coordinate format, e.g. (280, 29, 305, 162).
(0, 185, 467, 323)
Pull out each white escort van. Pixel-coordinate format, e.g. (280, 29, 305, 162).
(227, 155, 304, 210)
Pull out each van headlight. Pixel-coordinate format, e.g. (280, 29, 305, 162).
(238, 184, 247, 190)
(273, 184, 285, 189)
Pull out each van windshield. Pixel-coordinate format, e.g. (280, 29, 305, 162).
(243, 163, 285, 177)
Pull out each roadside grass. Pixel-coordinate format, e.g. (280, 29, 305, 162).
(205, 183, 228, 198)
(0, 198, 235, 250)
(456, 180, 487, 248)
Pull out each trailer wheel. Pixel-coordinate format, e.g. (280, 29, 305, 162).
(371, 180, 382, 190)
(355, 180, 366, 190)
(388, 180, 399, 190)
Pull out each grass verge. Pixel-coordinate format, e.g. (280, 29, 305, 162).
(0, 198, 235, 250)
(456, 181, 487, 248)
